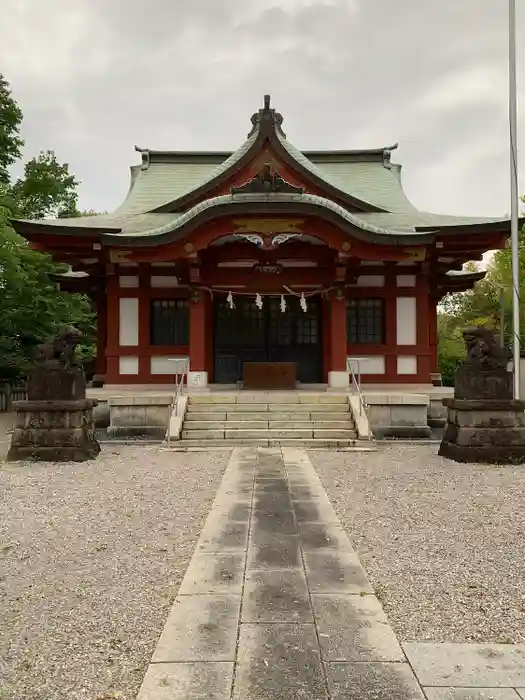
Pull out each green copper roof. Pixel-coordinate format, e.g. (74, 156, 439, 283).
(11, 95, 512, 241)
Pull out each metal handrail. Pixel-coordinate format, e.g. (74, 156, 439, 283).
(346, 358, 372, 440)
(166, 359, 190, 447)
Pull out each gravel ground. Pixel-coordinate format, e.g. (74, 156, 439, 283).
(311, 443, 525, 644)
(0, 444, 230, 700)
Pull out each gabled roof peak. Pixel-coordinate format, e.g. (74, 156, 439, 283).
(248, 94, 286, 139)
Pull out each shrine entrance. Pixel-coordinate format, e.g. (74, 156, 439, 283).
(213, 295, 323, 384)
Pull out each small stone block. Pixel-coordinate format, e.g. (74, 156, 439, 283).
(403, 643, 525, 688)
(233, 623, 328, 699)
(326, 662, 425, 699)
(242, 569, 313, 622)
(424, 689, 522, 700)
(313, 594, 404, 661)
(152, 595, 240, 662)
(137, 661, 234, 700)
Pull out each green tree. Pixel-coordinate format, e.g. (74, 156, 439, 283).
(438, 201, 525, 383)
(10, 150, 79, 219)
(0, 75, 96, 381)
(0, 74, 23, 185)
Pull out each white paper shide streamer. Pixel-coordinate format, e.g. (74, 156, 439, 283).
(300, 292, 307, 312)
(227, 291, 235, 309)
(280, 295, 286, 313)
(255, 293, 263, 310)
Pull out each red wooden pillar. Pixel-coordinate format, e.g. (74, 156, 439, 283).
(138, 265, 151, 380)
(322, 297, 331, 382)
(327, 292, 348, 387)
(105, 270, 119, 382)
(189, 290, 211, 386)
(428, 296, 439, 373)
(416, 276, 431, 381)
(95, 284, 107, 377)
(384, 268, 398, 381)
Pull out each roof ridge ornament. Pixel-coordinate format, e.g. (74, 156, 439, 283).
(382, 142, 399, 169)
(134, 145, 150, 170)
(247, 94, 287, 139)
(230, 162, 304, 195)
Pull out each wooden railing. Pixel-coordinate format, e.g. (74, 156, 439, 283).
(0, 383, 27, 412)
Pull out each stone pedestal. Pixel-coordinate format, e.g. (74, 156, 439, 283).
(7, 399, 101, 462)
(7, 361, 100, 462)
(439, 398, 525, 464)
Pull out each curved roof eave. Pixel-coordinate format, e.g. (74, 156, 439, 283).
(100, 192, 436, 248)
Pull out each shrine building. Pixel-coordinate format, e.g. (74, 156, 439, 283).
(12, 96, 511, 389)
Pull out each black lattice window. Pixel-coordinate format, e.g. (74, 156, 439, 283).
(150, 299, 189, 346)
(347, 299, 385, 344)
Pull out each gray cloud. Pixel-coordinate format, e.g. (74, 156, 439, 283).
(0, 0, 523, 217)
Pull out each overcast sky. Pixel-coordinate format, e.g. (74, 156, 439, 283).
(1, 0, 524, 218)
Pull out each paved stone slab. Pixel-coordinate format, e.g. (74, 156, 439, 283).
(404, 644, 525, 688)
(515, 691, 525, 699)
(178, 552, 246, 595)
(207, 500, 252, 522)
(137, 662, 234, 699)
(247, 533, 302, 569)
(424, 689, 521, 700)
(196, 518, 249, 552)
(326, 662, 425, 699)
(152, 595, 241, 662)
(303, 551, 374, 594)
(243, 569, 313, 623)
(251, 507, 297, 536)
(298, 521, 355, 553)
(313, 594, 404, 661)
(293, 498, 340, 524)
(233, 623, 328, 699)
(253, 492, 293, 513)
(254, 479, 290, 492)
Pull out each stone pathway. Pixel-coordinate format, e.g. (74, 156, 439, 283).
(136, 447, 525, 699)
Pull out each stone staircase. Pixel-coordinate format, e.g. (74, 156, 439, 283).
(178, 393, 359, 447)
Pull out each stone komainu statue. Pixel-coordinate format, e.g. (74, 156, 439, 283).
(462, 326, 511, 371)
(36, 326, 83, 371)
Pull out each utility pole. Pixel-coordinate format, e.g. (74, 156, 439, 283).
(509, 0, 521, 398)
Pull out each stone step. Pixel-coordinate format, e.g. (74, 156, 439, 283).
(180, 428, 358, 440)
(183, 420, 355, 431)
(188, 394, 349, 405)
(185, 411, 352, 421)
(185, 403, 350, 413)
(174, 438, 360, 448)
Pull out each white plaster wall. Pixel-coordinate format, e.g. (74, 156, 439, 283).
(396, 275, 416, 287)
(119, 356, 139, 375)
(396, 297, 417, 345)
(347, 356, 385, 374)
(119, 298, 139, 346)
(119, 275, 139, 288)
(397, 356, 418, 375)
(151, 275, 179, 288)
(356, 275, 385, 287)
(150, 356, 189, 375)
